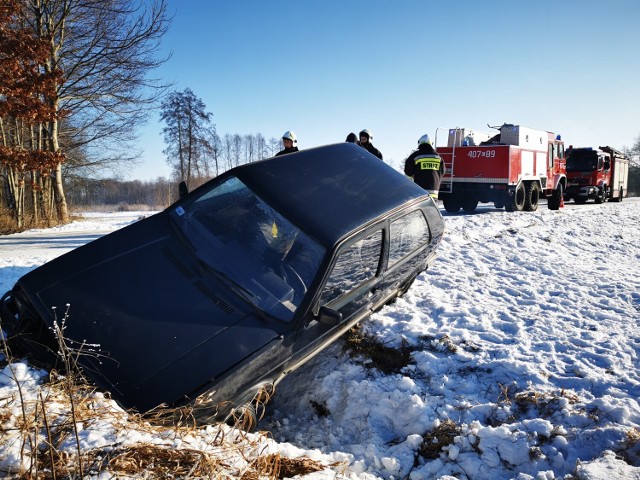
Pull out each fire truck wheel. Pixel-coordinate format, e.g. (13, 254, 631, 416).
(506, 184, 525, 212)
(548, 183, 563, 210)
(443, 198, 461, 213)
(462, 199, 478, 213)
(524, 183, 540, 212)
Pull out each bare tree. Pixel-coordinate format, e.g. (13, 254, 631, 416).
(160, 88, 216, 189)
(269, 136, 281, 157)
(209, 130, 221, 176)
(625, 135, 640, 195)
(231, 134, 242, 168)
(18, 0, 171, 222)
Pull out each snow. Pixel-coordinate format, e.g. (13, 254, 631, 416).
(1, 201, 640, 479)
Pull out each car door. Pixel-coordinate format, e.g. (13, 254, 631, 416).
(376, 208, 433, 303)
(286, 227, 385, 370)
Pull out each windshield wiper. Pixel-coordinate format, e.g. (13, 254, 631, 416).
(196, 260, 275, 322)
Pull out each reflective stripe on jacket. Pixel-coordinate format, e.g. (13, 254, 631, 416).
(414, 154, 442, 171)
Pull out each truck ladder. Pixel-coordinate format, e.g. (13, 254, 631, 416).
(436, 126, 459, 194)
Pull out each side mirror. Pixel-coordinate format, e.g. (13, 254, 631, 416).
(178, 181, 188, 199)
(317, 305, 342, 326)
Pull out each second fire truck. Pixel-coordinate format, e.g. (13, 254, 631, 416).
(565, 146, 629, 204)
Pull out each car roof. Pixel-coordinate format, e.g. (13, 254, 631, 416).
(229, 143, 430, 247)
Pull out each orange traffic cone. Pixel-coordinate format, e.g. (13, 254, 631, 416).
(560, 195, 564, 208)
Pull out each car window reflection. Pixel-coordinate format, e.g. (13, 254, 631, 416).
(320, 230, 382, 306)
(388, 210, 431, 267)
(170, 176, 325, 322)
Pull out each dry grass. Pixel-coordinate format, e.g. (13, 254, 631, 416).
(622, 427, 640, 467)
(418, 419, 462, 460)
(514, 388, 580, 417)
(343, 325, 413, 374)
(241, 454, 328, 480)
(0, 364, 334, 479)
(0, 321, 334, 479)
(0, 210, 60, 235)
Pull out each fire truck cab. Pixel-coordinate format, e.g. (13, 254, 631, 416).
(565, 146, 629, 204)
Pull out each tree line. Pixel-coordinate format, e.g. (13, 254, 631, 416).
(73, 129, 640, 210)
(63, 127, 286, 210)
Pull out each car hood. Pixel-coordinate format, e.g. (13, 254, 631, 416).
(16, 213, 282, 411)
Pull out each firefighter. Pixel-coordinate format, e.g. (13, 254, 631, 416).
(359, 129, 383, 160)
(404, 134, 444, 198)
(275, 131, 299, 156)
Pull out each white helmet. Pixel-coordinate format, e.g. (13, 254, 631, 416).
(418, 134, 432, 145)
(282, 131, 297, 144)
(359, 129, 373, 140)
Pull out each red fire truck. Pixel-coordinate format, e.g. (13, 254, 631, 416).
(565, 146, 629, 204)
(437, 124, 567, 213)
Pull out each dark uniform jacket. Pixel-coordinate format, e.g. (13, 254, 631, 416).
(362, 142, 383, 160)
(275, 146, 299, 156)
(404, 143, 444, 192)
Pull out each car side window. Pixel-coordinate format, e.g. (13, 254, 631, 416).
(388, 210, 430, 268)
(320, 230, 383, 305)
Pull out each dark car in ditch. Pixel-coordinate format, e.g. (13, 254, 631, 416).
(1, 143, 444, 426)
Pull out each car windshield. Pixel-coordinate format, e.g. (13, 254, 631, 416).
(567, 151, 597, 172)
(169, 176, 325, 322)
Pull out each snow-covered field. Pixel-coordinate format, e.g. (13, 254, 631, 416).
(1, 201, 639, 479)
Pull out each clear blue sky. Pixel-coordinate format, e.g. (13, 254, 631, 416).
(132, 0, 640, 180)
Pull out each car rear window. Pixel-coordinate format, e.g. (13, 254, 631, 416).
(388, 210, 430, 267)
